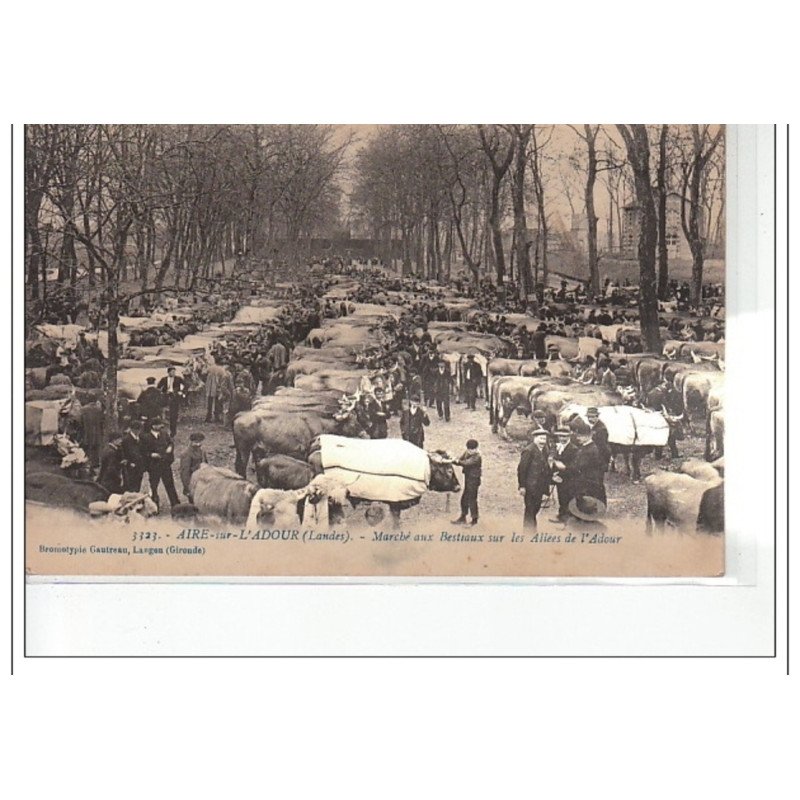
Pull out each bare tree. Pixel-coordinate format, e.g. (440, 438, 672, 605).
(568, 125, 621, 297)
(677, 125, 725, 307)
(436, 126, 486, 286)
(477, 125, 514, 284)
(615, 125, 662, 353)
(655, 124, 670, 300)
(504, 125, 534, 303)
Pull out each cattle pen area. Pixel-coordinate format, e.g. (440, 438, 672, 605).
(23, 124, 726, 579)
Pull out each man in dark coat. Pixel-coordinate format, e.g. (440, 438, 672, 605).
(157, 367, 185, 437)
(137, 377, 165, 423)
(98, 432, 124, 494)
(400, 396, 430, 448)
(179, 432, 208, 500)
(420, 351, 439, 408)
(432, 361, 451, 422)
(550, 427, 579, 522)
(461, 354, 483, 411)
(517, 427, 553, 531)
(451, 439, 482, 525)
(140, 418, 179, 509)
(560, 418, 607, 507)
(121, 419, 145, 492)
(80, 399, 105, 467)
(370, 388, 390, 438)
(532, 326, 548, 361)
(586, 407, 611, 471)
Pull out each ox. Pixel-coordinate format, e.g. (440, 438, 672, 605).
(27, 471, 110, 513)
(190, 463, 335, 527)
(233, 399, 368, 477)
(307, 435, 460, 525)
(644, 459, 723, 532)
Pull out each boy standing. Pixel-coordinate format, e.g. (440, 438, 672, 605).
(451, 439, 482, 526)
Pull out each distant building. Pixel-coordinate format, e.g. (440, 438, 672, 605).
(621, 193, 700, 259)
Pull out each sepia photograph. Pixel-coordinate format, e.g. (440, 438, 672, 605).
(23, 123, 727, 578)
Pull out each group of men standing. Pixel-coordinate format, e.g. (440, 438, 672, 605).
(417, 352, 484, 421)
(100, 366, 209, 510)
(516, 411, 609, 531)
(98, 418, 207, 510)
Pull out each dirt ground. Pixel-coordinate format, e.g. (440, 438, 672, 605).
(168, 389, 708, 532)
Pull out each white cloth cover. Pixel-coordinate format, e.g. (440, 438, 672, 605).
(34, 324, 86, 346)
(562, 403, 670, 447)
(318, 434, 430, 503)
(232, 306, 282, 324)
(25, 400, 63, 445)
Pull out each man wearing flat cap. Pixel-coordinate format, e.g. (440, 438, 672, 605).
(517, 427, 553, 531)
(586, 407, 611, 471)
(451, 439, 482, 526)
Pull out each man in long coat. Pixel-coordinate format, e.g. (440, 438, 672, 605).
(560, 418, 607, 507)
(98, 432, 124, 494)
(204, 359, 228, 423)
(121, 419, 145, 492)
(586, 407, 611, 471)
(157, 367, 185, 437)
(80, 399, 105, 467)
(432, 361, 451, 422)
(400, 396, 430, 448)
(550, 427, 579, 522)
(461, 354, 483, 411)
(141, 418, 179, 509)
(517, 428, 553, 531)
(137, 377, 165, 423)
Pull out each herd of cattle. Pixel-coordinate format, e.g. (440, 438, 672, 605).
(26, 269, 726, 536)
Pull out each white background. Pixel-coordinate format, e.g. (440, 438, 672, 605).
(1, 3, 795, 797)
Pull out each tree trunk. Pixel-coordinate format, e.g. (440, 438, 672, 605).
(26, 221, 42, 299)
(584, 127, 600, 297)
(511, 127, 533, 304)
(656, 124, 669, 300)
(688, 152, 705, 309)
(617, 125, 661, 353)
(104, 294, 120, 437)
(489, 183, 506, 284)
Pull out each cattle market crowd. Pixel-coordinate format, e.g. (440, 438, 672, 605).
(25, 258, 725, 535)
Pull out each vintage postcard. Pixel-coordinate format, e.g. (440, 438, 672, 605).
(24, 124, 726, 578)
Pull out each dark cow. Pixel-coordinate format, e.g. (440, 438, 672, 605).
(255, 452, 315, 490)
(27, 471, 109, 513)
(696, 482, 724, 535)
